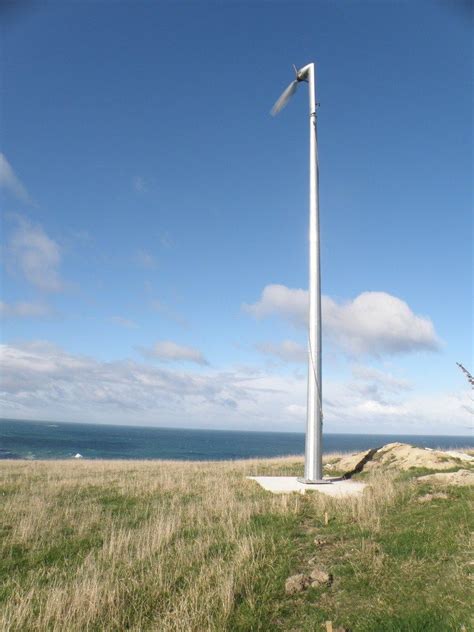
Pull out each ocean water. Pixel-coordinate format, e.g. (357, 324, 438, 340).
(1, 419, 472, 461)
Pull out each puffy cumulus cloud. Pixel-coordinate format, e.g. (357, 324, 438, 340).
(0, 342, 471, 434)
(243, 284, 307, 326)
(0, 300, 52, 318)
(7, 216, 63, 292)
(256, 339, 307, 363)
(0, 154, 32, 204)
(244, 285, 440, 357)
(139, 340, 209, 366)
(324, 292, 440, 356)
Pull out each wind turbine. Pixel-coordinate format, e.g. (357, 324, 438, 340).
(272, 63, 328, 484)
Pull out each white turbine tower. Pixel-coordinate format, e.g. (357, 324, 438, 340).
(272, 63, 328, 483)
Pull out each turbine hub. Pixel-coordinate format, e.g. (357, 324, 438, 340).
(296, 67, 309, 82)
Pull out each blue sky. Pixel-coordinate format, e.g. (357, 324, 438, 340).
(1, 1, 472, 434)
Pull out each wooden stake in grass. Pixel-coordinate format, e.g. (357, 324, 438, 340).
(325, 621, 333, 632)
(324, 511, 329, 526)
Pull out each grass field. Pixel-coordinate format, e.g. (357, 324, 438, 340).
(0, 455, 472, 631)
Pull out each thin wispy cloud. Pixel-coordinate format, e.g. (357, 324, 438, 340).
(348, 364, 412, 407)
(351, 364, 412, 394)
(70, 229, 93, 245)
(139, 340, 209, 366)
(0, 341, 471, 434)
(134, 249, 157, 269)
(0, 154, 33, 204)
(160, 231, 173, 249)
(110, 316, 138, 329)
(7, 215, 63, 292)
(132, 176, 147, 193)
(244, 284, 440, 357)
(256, 339, 307, 363)
(150, 299, 188, 328)
(0, 300, 52, 318)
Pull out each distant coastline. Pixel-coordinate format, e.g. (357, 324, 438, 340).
(1, 418, 473, 461)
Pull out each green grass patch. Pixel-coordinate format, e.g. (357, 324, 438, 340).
(229, 477, 473, 631)
(1, 459, 472, 631)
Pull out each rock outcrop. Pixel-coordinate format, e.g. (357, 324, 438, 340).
(325, 443, 474, 478)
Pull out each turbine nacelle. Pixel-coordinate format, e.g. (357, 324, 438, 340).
(294, 63, 311, 82)
(271, 63, 313, 116)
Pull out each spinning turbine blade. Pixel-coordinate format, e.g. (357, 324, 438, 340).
(271, 80, 298, 116)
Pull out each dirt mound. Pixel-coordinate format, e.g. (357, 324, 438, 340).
(417, 469, 474, 487)
(325, 442, 474, 478)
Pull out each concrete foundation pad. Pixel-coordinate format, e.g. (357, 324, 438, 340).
(247, 476, 366, 496)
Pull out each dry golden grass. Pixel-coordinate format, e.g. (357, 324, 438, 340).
(0, 458, 305, 631)
(1, 453, 472, 631)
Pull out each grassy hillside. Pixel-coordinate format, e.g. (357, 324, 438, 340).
(0, 454, 472, 631)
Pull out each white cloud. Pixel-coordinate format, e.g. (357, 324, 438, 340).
(132, 176, 147, 193)
(286, 403, 306, 417)
(150, 299, 188, 328)
(0, 154, 32, 204)
(344, 364, 412, 411)
(244, 284, 440, 357)
(324, 292, 440, 356)
(139, 340, 209, 366)
(0, 341, 296, 428)
(0, 342, 471, 435)
(134, 249, 157, 269)
(256, 339, 307, 363)
(160, 231, 173, 249)
(110, 316, 138, 329)
(351, 365, 412, 395)
(243, 284, 307, 326)
(0, 301, 52, 318)
(7, 216, 63, 292)
(323, 376, 472, 434)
